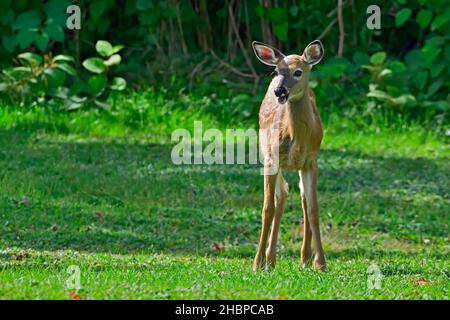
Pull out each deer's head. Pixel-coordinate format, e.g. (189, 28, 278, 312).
(252, 40, 324, 104)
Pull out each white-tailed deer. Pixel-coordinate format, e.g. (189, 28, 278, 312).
(252, 40, 326, 271)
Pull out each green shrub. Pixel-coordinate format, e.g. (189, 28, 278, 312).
(81, 40, 127, 109)
(0, 40, 126, 110)
(0, 52, 76, 106)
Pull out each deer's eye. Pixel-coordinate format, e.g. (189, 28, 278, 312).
(271, 70, 278, 78)
(294, 70, 303, 77)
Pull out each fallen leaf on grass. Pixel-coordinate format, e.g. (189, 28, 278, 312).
(415, 277, 433, 286)
(93, 211, 105, 220)
(211, 242, 224, 252)
(69, 291, 81, 300)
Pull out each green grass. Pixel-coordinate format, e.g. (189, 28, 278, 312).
(0, 94, 449, 299)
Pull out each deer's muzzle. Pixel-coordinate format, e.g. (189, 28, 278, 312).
(274, 86, 289, 104)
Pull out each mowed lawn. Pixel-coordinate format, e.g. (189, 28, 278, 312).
(0, 107, 448, 299)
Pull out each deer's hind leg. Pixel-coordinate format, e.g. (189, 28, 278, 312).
(299, 171, 313, 266)
(266, 170, 289, 269)
(300, 164, 326, 271)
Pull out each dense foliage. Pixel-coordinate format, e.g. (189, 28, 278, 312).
(0, 0, 448, 125)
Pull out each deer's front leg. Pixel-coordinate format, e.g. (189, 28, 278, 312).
(253, 174, 277, 271)
(266, 173, 288, 269)
(300, 165, 326, 272)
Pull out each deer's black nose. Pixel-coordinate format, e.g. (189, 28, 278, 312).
(274, 86, 287, 97)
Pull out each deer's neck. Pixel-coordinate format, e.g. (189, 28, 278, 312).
(285, 88, 314, 142)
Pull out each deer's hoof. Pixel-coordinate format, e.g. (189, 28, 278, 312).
(265, 255, 276, 270)
(301, 249, 313, 267)
(313, 259, 327, 272)
(252, 255, 265, 272)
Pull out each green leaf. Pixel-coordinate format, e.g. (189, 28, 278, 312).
(12, 66, 33, 73)
(16, 28, 39, 49)
(395, 8, 412, 27)
(431, 14, 449, 30)
(44, 23, 64, 42)
(90, 0, 108, 21)
(94, 99, 110, 109)
(8, 66, 32, 78)
(34, 32, 49, 50)
(378, 68, 392, 79)
(430, 62, 445, 78)
(69, 95, 88, 104)
(405, 49, 426, 69)
(425, 36, 445, 48)
(88, 74, 106, 96)
(96, 40, 113, 57)
(432, 100, 450, 112)
(44, 68, 66, 87)
(17, 52, 43, 65)
(111, 45, 125, 54)
(370, 52, 386, 65)
(56, 62, 77, 76)
(110, 77, 126, 91)
(53, 55, 75, 63)
(427, 80, 443, 97)
(353, 52, 369, 66)
(417, 10, 432, 28)
(421, 44, 441, 66)
(104, 54, 121, 66)
(320, 60, 347, 78)
(388, 60, 406, 73)
(413, 71, 428, 90)
(14, 10, 41, 30)
(391, 94, 416, 106)
(136, 0, 153, 10)
(70, 80, 85, 95)
(65, 101, 84, 111)
(367, 90, 390, 100)
(82, 57, 105, 73)
(44, 0, 72, 25)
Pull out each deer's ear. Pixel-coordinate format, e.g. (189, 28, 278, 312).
(303, 40, 324, 66)
(252, 41, 285, 66)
